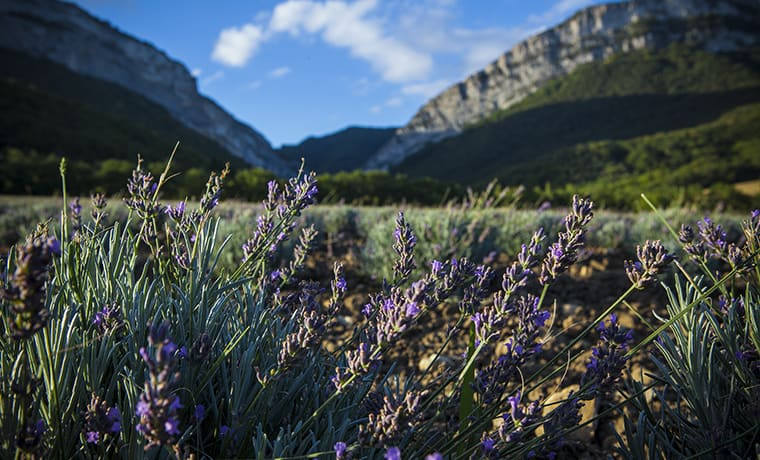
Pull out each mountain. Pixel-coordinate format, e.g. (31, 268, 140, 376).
(0, 0, 291, 175)
(392, 44, 760, 207)
(366, 0, 760, 170)
(277, 127, 396, 173)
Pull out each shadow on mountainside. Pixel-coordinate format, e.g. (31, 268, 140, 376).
(396, 87, 760, 184)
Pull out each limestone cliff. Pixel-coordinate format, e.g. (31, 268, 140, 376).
(367, 0, 760, 170)
(0, 0, 292, 175)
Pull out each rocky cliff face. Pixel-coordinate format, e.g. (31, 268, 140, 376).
(367, 0, 760, 170)
(0, 0, 292, 175)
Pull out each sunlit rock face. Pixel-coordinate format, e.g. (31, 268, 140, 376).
(0, 0, 292, 175)
(367, 0, 760, 170)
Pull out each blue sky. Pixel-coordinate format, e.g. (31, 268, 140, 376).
(72, 0, 609, 147)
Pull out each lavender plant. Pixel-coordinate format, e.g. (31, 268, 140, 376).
(617, 205, 760, 459)
(0, 154, 703, 460)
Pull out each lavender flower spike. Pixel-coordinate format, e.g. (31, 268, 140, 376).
(135, 322, 183, 449)
(581, 314, 633, 397)
(392, 212, 417, 285)
(540, 195, 594, 285)
(1, 234, 59, 339)
(624, 240, 674, 289)
(83, 394, 122, 444)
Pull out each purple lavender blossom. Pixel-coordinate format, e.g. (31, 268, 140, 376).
(69, 197, 83, 235)
(698, 217, 727, 258)
(199, 164, 229, 213)
(359, 391, 422, 447)
(135, 322, 183, 449)
(540, 393, 582, 455)
(385, 447, 401, 460)
(431, 259, 443, 276)
(540, 195, 594, 285)
(124, 162, 161, 219)
(194, 404, 205, 420)
(1, 234, 59, 339)
(93, 303, 122, 335)
(425, 454, 443, 460)
(581, 315, 633, 397)
(15, 417, 45, 453)
(336, 277, 347, 291)
(392, 212, 417, 285)
(165, 201, 186, 221)
(499, 391, 541, 443)
(83, 394, 121, 444)
(334, 441, 348, 459)
(481, 434, 497, 456)
(624, 240, 674, 289)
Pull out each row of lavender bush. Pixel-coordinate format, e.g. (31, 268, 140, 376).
(0, 156, 758, 458)
(1, 196, 747, 278)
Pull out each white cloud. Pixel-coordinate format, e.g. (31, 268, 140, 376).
(269, 66, 291, 78)
(211, 24, 266, 67)
(191, 68, 202, 77)
(268, 0, 432, 82)
(209, 0, 595, 97)
(248, 80, 263, 90)
(401, 79, 450, 98)
(200, 70, 225, 86)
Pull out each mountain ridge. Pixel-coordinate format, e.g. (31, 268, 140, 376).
(0, 0, 292, 175)
(367, 0, 760, 170)
(277, 126, 396, 174)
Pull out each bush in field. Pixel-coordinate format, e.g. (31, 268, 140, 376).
(0, 155, 756, 459)
(618, 206, 760, 458)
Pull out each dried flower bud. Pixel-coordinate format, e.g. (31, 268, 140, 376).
(625, 240, 674, 289)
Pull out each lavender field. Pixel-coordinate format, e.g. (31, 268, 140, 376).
(3, 0, 760, 458)
(1, 160, 758, 459)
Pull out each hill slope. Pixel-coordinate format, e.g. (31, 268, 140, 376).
(393, 45, 760, 208)
(277, 127, 396, 173)
(0, 0, 291, 174)
(368, 0, 760, 169)
(0, 48, 244, 170)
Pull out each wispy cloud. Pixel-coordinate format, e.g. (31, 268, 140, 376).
(191, 68, 202, 77)
(200, 70, 225, 86)
(247, 80, 262, 90)
(211, 24, 265, 67)
(269, 66, 291, 78)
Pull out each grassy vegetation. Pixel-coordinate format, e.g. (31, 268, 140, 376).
(395, 45, 760, 209)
